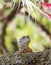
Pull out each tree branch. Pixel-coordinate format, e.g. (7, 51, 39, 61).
(0, 49, 51, 65)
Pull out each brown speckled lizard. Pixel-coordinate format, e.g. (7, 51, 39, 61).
(17, 35, 32, 53)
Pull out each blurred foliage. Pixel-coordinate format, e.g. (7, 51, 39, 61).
(5, 14, 51, 53)
(0, 0, 51, 56)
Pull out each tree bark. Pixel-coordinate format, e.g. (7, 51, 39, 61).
(0, 49, 51, 65)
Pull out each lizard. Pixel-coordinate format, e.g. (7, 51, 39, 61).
(16, 35, 32, 53)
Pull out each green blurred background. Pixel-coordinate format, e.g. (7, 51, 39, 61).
(0, 0, 51, 57)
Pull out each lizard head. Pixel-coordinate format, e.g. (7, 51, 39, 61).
(19, 35, 30, 49)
